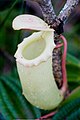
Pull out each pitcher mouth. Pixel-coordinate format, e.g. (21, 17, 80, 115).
(22, 36, 46, 60)
(14, 31, 56, 67)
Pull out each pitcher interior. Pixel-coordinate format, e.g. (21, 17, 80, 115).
(22, 38, 46, 60)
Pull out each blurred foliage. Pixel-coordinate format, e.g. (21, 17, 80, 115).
(52, 98, 80, 120)
(0, 0, 14, 11)
(0, 0, 80, 119)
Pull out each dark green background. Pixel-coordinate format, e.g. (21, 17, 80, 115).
(0, 0, 80, 119)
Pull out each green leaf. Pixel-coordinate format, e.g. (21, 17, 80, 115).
(0, 82, 13, 120)
(60, 87, 80, 108)
(66, 64, 80, 90)
(67, 108, 80, 120)
(0, 75, 41, 119)
(0, 82, 20, 119)
(32, 107, 41, 118)
(67, 53, 80, 67)
(0, 113, 5, 120)
(52, 98, 80, 120)
(5, 76, 21, 89)
(68, 81, 80, 91)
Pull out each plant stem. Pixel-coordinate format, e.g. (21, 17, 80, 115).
(36, 111, 57, 120)
(60, 35, 68, 95)
(58, 0, 79, 23)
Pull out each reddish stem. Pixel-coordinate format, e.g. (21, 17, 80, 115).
(55, 43, 63, 48)
(60, 35, 68, 95)
(55, 35, 67, 95)
(36, 111, 56, 120)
